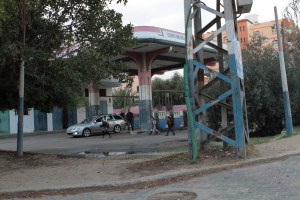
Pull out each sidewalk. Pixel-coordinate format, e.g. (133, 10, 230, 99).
(1, 144, 300, 199)
(1, 131, 300, 199)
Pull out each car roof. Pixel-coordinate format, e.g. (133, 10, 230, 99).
(91, 114, 123, 119)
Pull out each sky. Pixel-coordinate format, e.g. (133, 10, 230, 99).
(111, 0, 291, 79)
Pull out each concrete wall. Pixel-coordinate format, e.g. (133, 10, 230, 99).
(9, 109, 34, 134)
(3, 80, 118, 134)
(47, 113, 53, 131)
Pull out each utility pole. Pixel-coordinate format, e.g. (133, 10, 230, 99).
(274, 6, 293, 135)
(184, 0, 198, 160)
(17, 0, 27, 156)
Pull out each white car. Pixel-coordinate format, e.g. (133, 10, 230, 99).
(66, 114, 126, 137)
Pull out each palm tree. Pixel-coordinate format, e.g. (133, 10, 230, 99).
(112, 88, 139, 109)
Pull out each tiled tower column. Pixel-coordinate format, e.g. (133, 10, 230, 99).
(138, 69, 152, 131)
(88, 84, 99, 116)
(126, 47, 171, 131)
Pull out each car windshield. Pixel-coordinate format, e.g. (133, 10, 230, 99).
(80, 117, 97, 124)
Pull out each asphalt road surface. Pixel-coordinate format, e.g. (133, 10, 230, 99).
(0, 130, 188, 155)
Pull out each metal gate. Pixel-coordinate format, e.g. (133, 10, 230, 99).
(34, 109, 47, 131)
(0, 110, 10, 133)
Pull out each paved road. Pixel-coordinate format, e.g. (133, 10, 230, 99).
(17, 155, 300, 200)
(0, 130, 188, 155)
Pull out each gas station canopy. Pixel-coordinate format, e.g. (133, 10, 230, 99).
(114, 26, 218, 76)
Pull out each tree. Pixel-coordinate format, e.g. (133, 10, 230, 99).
(285, 31, 300, 125)
(0, 0, 135, 112)
(112, 88, 138, 109)
(284, 0, 300, 28)
(205, 34, 300, 137)
(283, 1, 300, 125)
(152, 72, 185, 109)
(242, 35, 286, 136)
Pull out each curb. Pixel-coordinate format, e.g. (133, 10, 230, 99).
(0, 130, 64, 139)
(1, 150, 300, 197)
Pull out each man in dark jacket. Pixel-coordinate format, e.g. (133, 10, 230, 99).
(165, 116, 175, 136)
(126, 109, 134, 132)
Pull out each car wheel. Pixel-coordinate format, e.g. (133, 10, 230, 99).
(114, 125, 121, 133)
(82, 128, 91, 137)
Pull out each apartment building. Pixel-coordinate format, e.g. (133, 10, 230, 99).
(203, 15, 297, 51)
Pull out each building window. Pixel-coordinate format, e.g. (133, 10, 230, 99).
(137, 86, 139, 92)
(85, 88, 89, 97)
(244, 38, 246, 43)
(240, 26, 242, 32)
(99, 89, 106, 97)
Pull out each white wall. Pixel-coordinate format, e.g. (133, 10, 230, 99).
(9, 109, 34, 134)
(47, 113, 53, 131)
(6, 84, 116, 134)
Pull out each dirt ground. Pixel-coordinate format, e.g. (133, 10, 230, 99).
(1, 133, 300, 199)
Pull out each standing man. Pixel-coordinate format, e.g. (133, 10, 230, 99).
(126, 109, 134, 132)
(165, 116, 175, 136)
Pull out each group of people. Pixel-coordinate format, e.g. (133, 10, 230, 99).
(118, 109, 177, 136)
(122, 109, 176, 136)
(150, 115, 175, 136)
(99, 109, 134, 138)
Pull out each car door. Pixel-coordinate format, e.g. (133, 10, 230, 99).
(105, 115, 115, 132)
(90, 117, 103, 133)
(113, 114, 125, 129)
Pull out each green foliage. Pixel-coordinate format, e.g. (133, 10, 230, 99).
(203, 32, 300, 137)
(243, 35, 285, 136)
(0, 0, 135, 112)
(286, 30, 300, 125)
(242, 32, 300, 136)
(112, 87, 138, 109)
(152, 72, 185, 109)
(203, 78, 233, 131)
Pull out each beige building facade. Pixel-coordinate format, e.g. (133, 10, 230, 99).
(203, 17, 297, 51)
